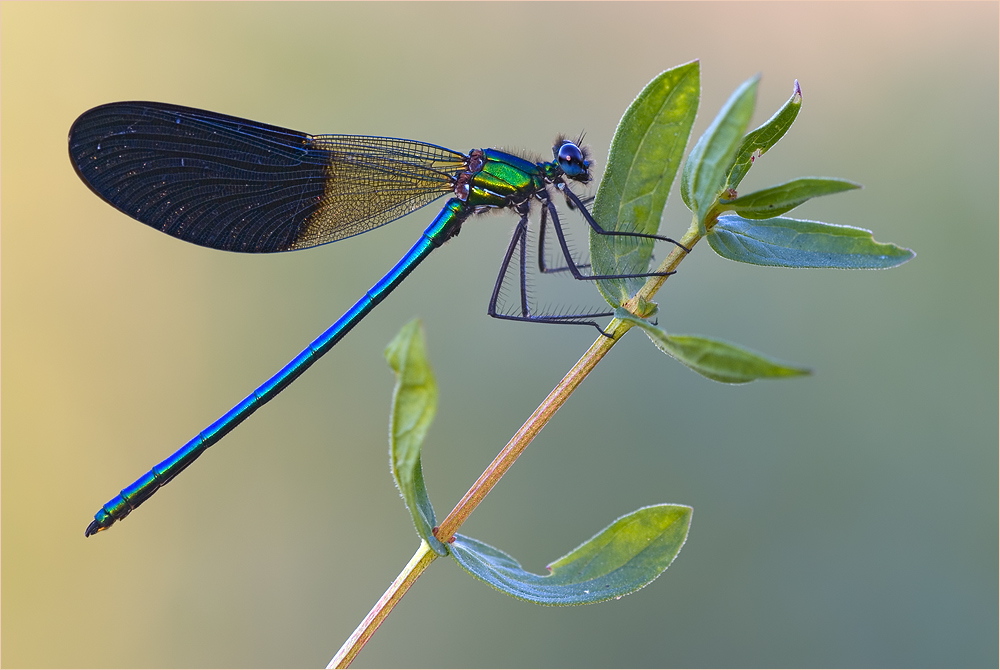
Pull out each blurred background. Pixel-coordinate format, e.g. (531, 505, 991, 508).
(2, 2, 996, 667)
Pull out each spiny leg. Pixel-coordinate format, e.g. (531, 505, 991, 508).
(536, 200, 593, 275)
(542, 192, 677, 281)
(488, 208, 612, 333)
(558, 183, 692, 253)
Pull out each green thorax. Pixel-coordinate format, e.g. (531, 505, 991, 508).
(464, 148, 551, 208)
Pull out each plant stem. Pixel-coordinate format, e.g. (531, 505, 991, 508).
(335, 225, 703, 667)
(433, 328, 615, 541)
(435, 226, 700, 543)
(328, 540, 438, 669)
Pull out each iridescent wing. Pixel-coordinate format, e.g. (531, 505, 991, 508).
(69, 102, 467, 252)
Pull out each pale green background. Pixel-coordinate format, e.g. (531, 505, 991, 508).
(2, 2, 996, 668)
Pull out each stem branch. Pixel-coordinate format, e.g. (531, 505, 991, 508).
(336, 225, 703, 666)
(436, 226, 701, 542)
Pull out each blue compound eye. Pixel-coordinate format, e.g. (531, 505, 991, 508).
(555, 141, 590, 181)
(557, 141, 584, 166)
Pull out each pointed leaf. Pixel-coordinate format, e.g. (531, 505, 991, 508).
(384, 320, 446, 555)
(723, 177, 861, 219)
(591, 62, 700, 305)
(681, 74, 759, 222)
(726, 80, 802, 191)
(616, 309, 811, 384)
(709, 215, 916, 269)
(450, 504, 692, 605)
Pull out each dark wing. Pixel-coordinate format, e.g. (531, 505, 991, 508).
(68, 102, 466, 253)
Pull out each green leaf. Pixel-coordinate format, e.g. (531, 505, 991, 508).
(591, 61, 700, 306)
(708, 215, 916, 269)
(384, 319, 446, 555)
(723, 177, 861, 219)
(726, 79, 802, 191)
(681, 74, 759, 223)
(616, 309, 811, 384)
(450, 504, 692, 605)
